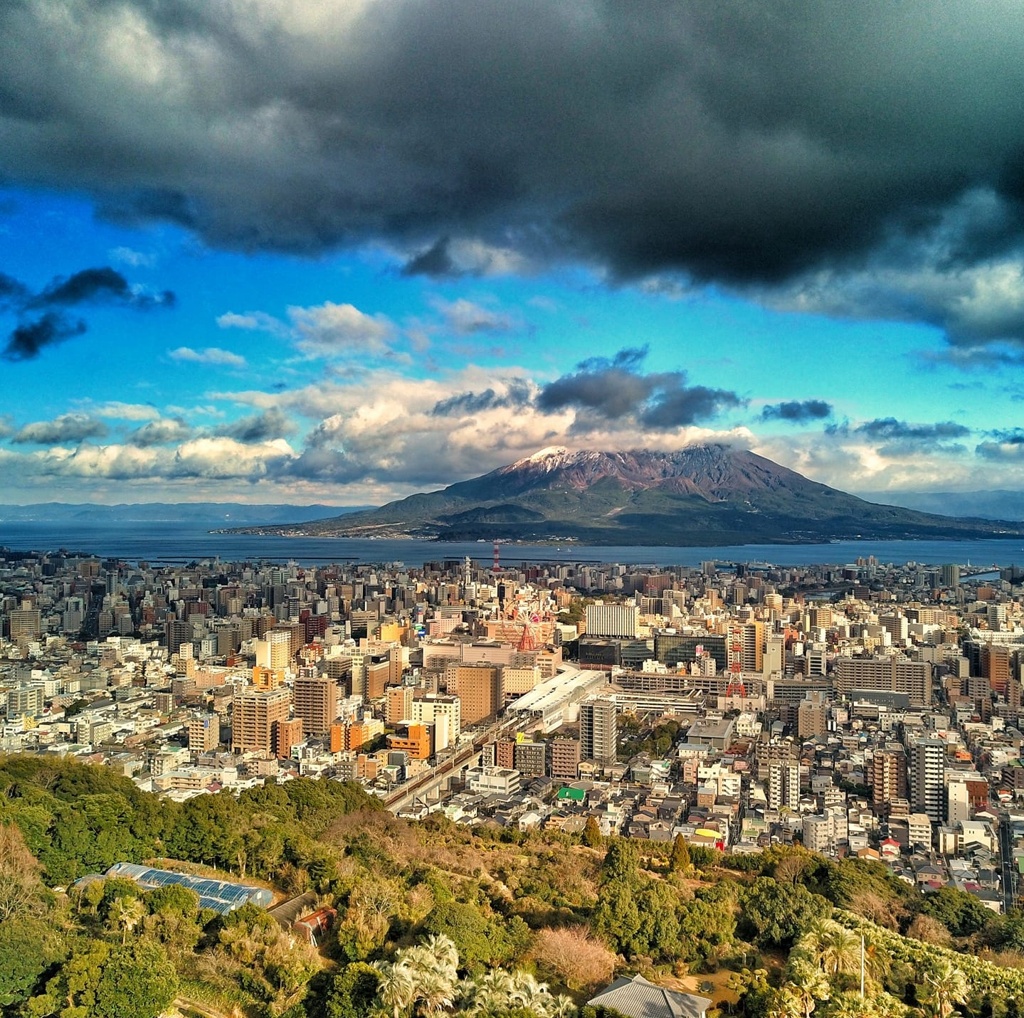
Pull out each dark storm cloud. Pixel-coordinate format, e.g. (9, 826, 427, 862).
(402, 237, 458, 278)
(214, 408, 295, 443)
(431, 380, 532, 416)
(29, 266, 175, 310)
(827, 416, 971, 457)
(5, 2, 1024, 344)
(853, 418, 970, 442)
(2, 313, 87, 361)
(639, 384, 743, 429)
(0, 272, 29, 310)
(0, 265, 176, 360)
(11, 413, 107, 444)
(537, 347, 743, 427)
(761, 400, 833, 422)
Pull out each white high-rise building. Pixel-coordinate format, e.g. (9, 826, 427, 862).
(584, 604, 639, 639)
(909, 738, 946, 823)
(767, 761, 800, 810)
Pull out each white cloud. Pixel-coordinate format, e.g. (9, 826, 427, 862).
(91, 401, 161, 421)
(287, 301, 395, 356)
(168, 346, 247, 367)
(216, 310, 286, 334)
(433, 297, 518, 335)
(109, 245, 155, 267)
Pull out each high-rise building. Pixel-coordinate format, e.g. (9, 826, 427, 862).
(741, 621, 764, 672)
(549, 736, 581, 781)
(908, 738, 946, 823)
(834, 655, 931, 704)
(274, 717, 304, 758)
(188, 713, 220, 753)
(763, 634, 785, 676)
(767, 761, 801, 810)
(453, 664, 501, 724)
(514, 740, 546, 777)
(585, 603, 639, 638)
(386, 685, 415, 725)
(411, 694, 461, 751)
(293, 670, 338, 737)
(797, 691, 828, 738)
(9, 602, 42, 642)
(870, 746, 908, 814)
(232, 687, 291, 754)
(579, 697, 617, 765)
(947, 778, 970, 827)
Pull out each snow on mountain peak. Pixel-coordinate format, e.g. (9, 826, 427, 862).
(520, 446, 570, 464)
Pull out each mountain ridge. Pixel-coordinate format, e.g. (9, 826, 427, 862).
(230, 445, 1024, 546)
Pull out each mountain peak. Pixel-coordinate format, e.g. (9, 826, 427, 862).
(250, 443, 1024, 545)
(514, 446, 570, 465)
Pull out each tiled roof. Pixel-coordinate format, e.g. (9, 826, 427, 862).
(587, 975, 712, 1018)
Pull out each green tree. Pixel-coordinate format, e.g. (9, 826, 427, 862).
(92, 942, 179, 1018)
(111, 896, 146, 946)
(582, 818, 602, 848)
(669, 834, 691, 874)
(784, 950, 831, 1018)
(29, 939, 177, 1018)
(741, 877, 831, 949)
(920, 887, 994, 938)
(800, 919, 862, 987)
(0, 916, 65, 1008)
(319, 961, 380, 1018)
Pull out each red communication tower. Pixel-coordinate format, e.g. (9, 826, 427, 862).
(493, 542, 501, 574)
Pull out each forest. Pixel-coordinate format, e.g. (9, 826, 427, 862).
(4, 753, 1024, 1018)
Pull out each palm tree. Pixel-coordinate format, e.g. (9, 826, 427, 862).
(549, 996, 577, 1018)
(415, 967, 457, 1017)
(800, 920, 861, 983)
(462, 970, 515, 1017)
(786, 953, 831, 1018)
(508, 972, 554, 1015)
(917, 957, 969, 1018)
(767, 987, 806, 1018)
(375, 959, 418, 1018)
(112, 896, 146, 945)
(421, 933, 459, 976)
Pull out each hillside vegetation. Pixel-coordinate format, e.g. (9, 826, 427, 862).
(3, 755, 1024, 1018)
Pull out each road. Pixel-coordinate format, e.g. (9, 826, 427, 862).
(1000, 810, 1017, 914)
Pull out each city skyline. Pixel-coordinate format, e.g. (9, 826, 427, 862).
(4, 3, 1024, 506)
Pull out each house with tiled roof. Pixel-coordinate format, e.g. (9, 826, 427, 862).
(587, 975, 712, 1018)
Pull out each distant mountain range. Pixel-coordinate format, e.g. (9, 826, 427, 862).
(228, 445, 1024, 546)
(0, 503, 370, 524)
(859, 490, 1024, 522)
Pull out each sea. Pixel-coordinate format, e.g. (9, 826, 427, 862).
(3, 520, 1024, 572)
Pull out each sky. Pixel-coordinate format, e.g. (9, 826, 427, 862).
(3, 1, 1024, 507)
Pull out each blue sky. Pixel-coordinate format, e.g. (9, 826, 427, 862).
(2, 2, 1024, 506)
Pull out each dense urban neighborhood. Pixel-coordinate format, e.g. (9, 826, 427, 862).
(6, 548, 1024, 1015)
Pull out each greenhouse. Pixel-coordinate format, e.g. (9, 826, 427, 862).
(105, 862, 273, 914)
